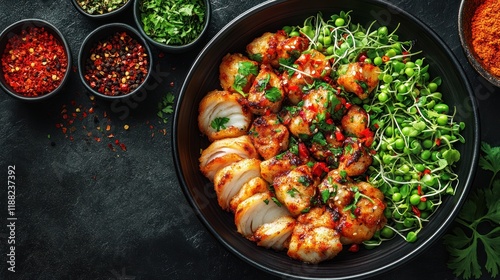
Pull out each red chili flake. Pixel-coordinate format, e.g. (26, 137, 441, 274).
(417, 185, 423, 195)
(169, 81, 174, 87)
(88, 107, 94, 114)
(1, 27, 68, 96)
(335, 130, 345, 141)
(61, 127, 67, 134)
(119, 143, 127, 151)
(348, 244, 360, 253)
(312, 162, 329, 177)
(158, 52, 165, 58)
(345, 102, 352, 109)
(423, 169, 431, 175)
(435, 138, 441, 146)
(298, 142, 309, 160)
(108, 143, 115, 151)
(412, 205, 421, 217)
(83, 31, 149, 96)
(325, 118, 334, 125)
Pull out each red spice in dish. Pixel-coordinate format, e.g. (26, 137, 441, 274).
(84, 31, 148, 96)
(471, 0, 500, 77)
(1, 27, 68, 96)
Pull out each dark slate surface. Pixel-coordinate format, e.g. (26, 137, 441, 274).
(0, 0, 498, 279)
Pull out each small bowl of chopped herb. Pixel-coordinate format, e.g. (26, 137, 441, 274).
(0, 19, 72, 102)
(77, 23, 152, 99)
(133, 0, 210, 53)
(71, 0, 133, 20)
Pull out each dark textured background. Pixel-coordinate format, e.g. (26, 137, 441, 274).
(0, 0, 498, 279)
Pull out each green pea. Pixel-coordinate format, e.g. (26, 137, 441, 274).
(422, 139, 433, 149)
(428, 82, 438, 92)
(434, 103, 449, 114)
(378, 92, 389, 102)
(394, 138, 405, 150)
(384, 208, 392, 219)
(405, 67, 414, 76)
(386, 48, 397, 58)
(381, 227, 394, 238)
(410, 194, 421, 205)
(417, 200, 427, 210)
(403, 218, 414, 228)
(383, 154, 392, 164)
(431, 151, 441, 161)
(421, 173, 436, 186)
(374, 56, 383, 66)
(385, 127, 394, 137)
(323, 36, 332, 46)
(414, 163, 425, 172)
(397, 84, 408, 93)
(405, 61, 415, 68)
(393, 61, 405, 73)
(392, 192, 403, 202)
(289, 30, 300, 37)
(420, 211, 429, 219)
(406, 231, 418, 243)
(364, 58, 372, 64)
(335, 17, 345, 27)
(383, 74, 393, 83)
(399, 164, 410, 174)
(378, 26, 388, 37)
(326, 45, 334, 55)
(283, 26, 292, 34)
(420, 150, 431, 160)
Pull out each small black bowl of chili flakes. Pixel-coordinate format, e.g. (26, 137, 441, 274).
(71, 0, 133, 20)
(0, 19, 72, 102)
(78, 23, 152, 99)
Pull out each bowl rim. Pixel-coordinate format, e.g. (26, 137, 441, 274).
(77, 22, 153, 100)
(457, 0, 500, 87)
(70, 0, 133, 19)
(173, 0, 481, 278)
(132, 0, 211, 53)
(0, 18, 72, 102)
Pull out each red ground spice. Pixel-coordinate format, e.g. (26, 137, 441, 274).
(471, 0, 500, 77)
(1, 27, 68, 96)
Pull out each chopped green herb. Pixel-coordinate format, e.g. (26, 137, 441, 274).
(265, 87, 282, 102)
(210, 117, 230, 132)
(157, 92, 175, 123)
(271, 197, 282, 207)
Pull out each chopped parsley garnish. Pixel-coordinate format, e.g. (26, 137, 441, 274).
(210, 117, 230, 132)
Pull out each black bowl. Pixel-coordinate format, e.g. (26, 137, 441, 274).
(77, 23, 152, 100)
(0, 19, 72, 102)
(173, 0, 480, 278)
(133, 0, 210, 53)
(458, 0, 500, 87)
(71, 0, 133, 20)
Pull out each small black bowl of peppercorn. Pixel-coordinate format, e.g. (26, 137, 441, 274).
(0, 19, 72, 102)
(133, 0, 210, 53)
(78, 23, 152, 100)
(71, 0, 133, 20)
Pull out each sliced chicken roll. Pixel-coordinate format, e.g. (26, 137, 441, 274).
(198, 90, 253, 142)
(235, 192, 291, 239)
(229, 177, 269, 212)
(199, 135, 258, 181)
(254, 215, 296, 251)
(213, 158, 261, 211)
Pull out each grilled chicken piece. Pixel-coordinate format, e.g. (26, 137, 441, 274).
(198, 90, 253, 142)
(287, 207, 343, 264)
(199, 135, 258, 181)
(288, 87, 330, 138)
(235, 192, 291, 238)
(338, 181, 386, 245)
(260, 150, 306, 183)
(282, 49, 331, 104)
(247, 64, 285, 115)
(220, 53, 259, 94)
(338, 137, 373, 177)
(254, 215, 296, 250)
(214, 158, 261, 211)
(246, 31, 287, 67)
(317, 169, 354, 209)
(341, 105, 370, 138)
(337, 62, 381, 100)
(229, 177, 269, 212)
(273, 165, 319, 216)
(248, 114, 289, 160)
(275, 36, 309, 66)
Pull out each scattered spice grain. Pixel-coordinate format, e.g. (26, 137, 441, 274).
(471, 0, 500, 77)
(77, 0, 129, 15)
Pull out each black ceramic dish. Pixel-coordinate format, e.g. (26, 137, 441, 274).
(133, 0, 210, 53)
(458, 0, 500, 87)
(71, 0, 133, 20)
(173, 0, 480, 279)
(77, 23, 152, 100)
(0, 19, 72, 102)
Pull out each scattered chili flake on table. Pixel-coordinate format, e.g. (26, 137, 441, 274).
(471, 0, 500, 77)
(77, 0, 129, 15)
(84, 31, 148, 96)
(1, 27, 68, 96)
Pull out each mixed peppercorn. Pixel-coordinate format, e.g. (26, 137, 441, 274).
(1, 27, 68, 97)
(83, 31, 149, 96)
